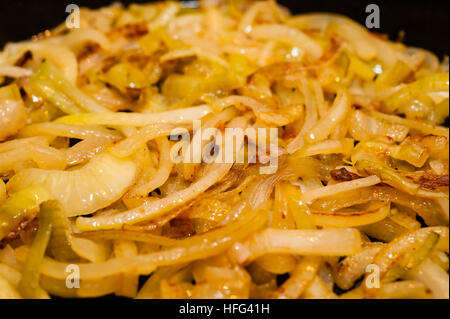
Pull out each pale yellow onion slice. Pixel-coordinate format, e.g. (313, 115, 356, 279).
(230, 228, 363, 264)
(302, 276, 338, 299)
(364, 227, 445, 293)
(6, 152, 137, 217)
(109, 123, 178, 158)
(311, 201, 390, 228)
(212, 95, 303, 126)
(0, 144, 66, 174)
(0, 263, 22, 286)
(49, 28, 111, 52)
(288, 13, 377, 60)
(333, 242, 384, 290)
(294, 138, 354, 158)
(46, 200, 111, 263)
(148, 1, 179, 30)
(406, 258, 449, 299)
(301, 175, 381, 203)
(0, 274, 21, 299)
(39, 273, 119, 298)
(271, 256, 321, 299)
(56, 105, 213, 126)
(238, 1, 270, 32)
(369, 110, 449, 139)
(286, 77, 319, 154)
(70, 238, 111, 263)
(373, 280, 434, 299)
(0, 99, 27, 142)
(160, 49, 230, 68)
(436, 198, 449, 222)
(18, 122, 122, 140)
(348, 110, 409, 142)
(0, 65, 32, 78)
(0, 136, 48, 153)
(7, 42, 78, 83)
(0, 179, 6, 203)
(133, 137, 173, 197)
(63, 136, 114, 166)
(304, 87, 351, 144)
(310, 186, 447, 226)
(248, 24, 323, 60)
(14, 246, 155, 280)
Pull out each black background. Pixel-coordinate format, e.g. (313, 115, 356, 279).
(0, 0, 448, 57)
(0, 299, 448, 316)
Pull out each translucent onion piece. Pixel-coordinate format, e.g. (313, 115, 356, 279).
(109, 123, 177, 158)
(160, 49, 230, 68)
(302, 175, 381, 203)
(369, 110, 449, 139)
(18, 201, 54, 299)
(374, 280, 434, 299)
(230, 228, 362, 264)
(406, 258, 449, 299)
(302, 276, 337, 299)
(288, 13, 378, 60)
(30, 61, 106, 114)
(0, 144, 67, 174)
(53, 28, 112, 52)
(7, 152, 137, 217)
(134, 137, 173, 196)
(0, 136, 48, 153)
(12, 42, 78, 83)
(0, 185, 51, 241)
(0, 179, 6, 204)
(56, 105, 213, 126)
(294, 138, 354, 158)
(305, 87, 351, 144)
(19, 122, 122, 140)
(355, 160, 447, 199)
(0, 65, 32, 78)
(249, 24, 323, 60)
(272, 256, 321, 299)
(63, 136, 114, 166)
(348, 110, 409, 142)
(0, 99, 27, 142)
(311, 186, 447, 226)
(0, 274, 21, 299)
(333, 243, 384, 290)
(311, 201, 390, 228)
(366, 227, 441, 289)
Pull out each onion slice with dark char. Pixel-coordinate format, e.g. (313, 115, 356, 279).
(311, 186, 448, 226)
